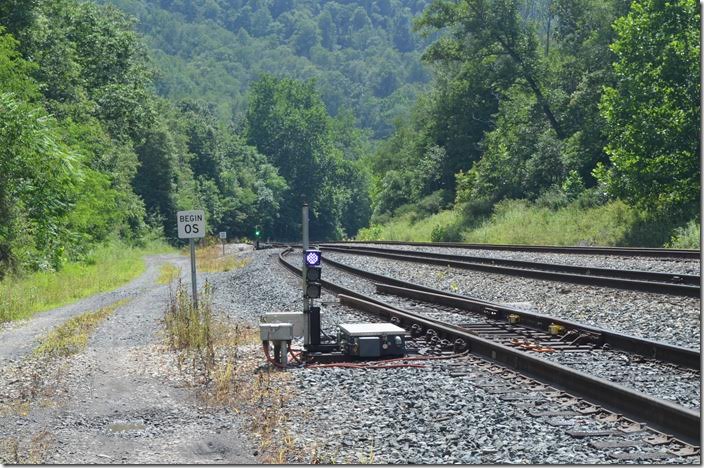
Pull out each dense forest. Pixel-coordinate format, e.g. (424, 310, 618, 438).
(96, 0, 434, 139)
(369, 0, 699, 244)
(0, 0, 700, 278)
(0, 0, 375, 277)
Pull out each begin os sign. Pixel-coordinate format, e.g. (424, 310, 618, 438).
(177, 210, 206, 239)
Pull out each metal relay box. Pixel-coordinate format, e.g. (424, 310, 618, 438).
(260, 323, 294, 341)
(338, 323, 406, 358)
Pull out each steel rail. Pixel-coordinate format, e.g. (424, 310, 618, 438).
(320, 254, 700, 369)
(322, 244, 700, 285)
(277, 248, 700, 445)
(324, 240, 701, 259)
(320, 245, 701, 297)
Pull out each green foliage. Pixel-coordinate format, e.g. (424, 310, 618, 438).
(370, 0, 696, 246)
(0, 0, 303, 279)
(245, 75, 370, 240)
(97, 0, 433, 139)
(598, 0, 700, 220)
(462, 199, 641, 246)
(0, 240, 171, 323)
(0, 90, 82, 273)
(359, 197, 695, 248)
(667, 219, 701, 249)
(430, 223, 462, 242)
(357, 209, 461, 242)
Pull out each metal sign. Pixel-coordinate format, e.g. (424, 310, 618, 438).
(219, 231, 227, 239)
(176, 209, 205, 310)
(177, 210, 205, 239)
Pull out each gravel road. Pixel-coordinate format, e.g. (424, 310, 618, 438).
(0, 247, 256, 464)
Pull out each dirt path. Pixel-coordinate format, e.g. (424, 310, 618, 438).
(0, 253, 183, 362)
(0, 251, 256, 464)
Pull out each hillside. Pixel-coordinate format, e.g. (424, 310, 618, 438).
(96, 0, 434, 138)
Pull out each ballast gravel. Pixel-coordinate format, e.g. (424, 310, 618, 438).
(303, 260, 700, 409)
(213, 249, 699, 464)
(324, 252, 700, 349)
(334, 243, 701, 276)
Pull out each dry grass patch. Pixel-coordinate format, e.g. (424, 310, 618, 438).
(0, 430, 55, 464)
(183, 244, 250, 273)
(35, 299, 129, 358)
(157, 263, 181, 285)
(163, 281, 301, 462)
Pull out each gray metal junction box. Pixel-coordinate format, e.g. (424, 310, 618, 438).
(338, 323, 406, 358)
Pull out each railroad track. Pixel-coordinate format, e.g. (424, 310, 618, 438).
(319, 244, 701, 297)
(277, 247, 700, 448)
(324, 240, 701, 259)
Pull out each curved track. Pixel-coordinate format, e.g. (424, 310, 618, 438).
(278, 247, 700, 445)
(320, 244, 701, 297)
(324, 240, 700, 259)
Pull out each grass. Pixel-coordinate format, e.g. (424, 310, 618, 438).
(667, 219, 701, 249)
(0, 239, 173, 323)
(163, 280, 299, 463)
(164, 280, 215, 373)
(357, 199, 699, 248)
(462, 199, 638, 246)
(358, 210, 461, 242)
(157, 263, 181, 285)
(34, 299, 129, 358)
(197, 244, 250, 273)
(180, 243, 250, 273)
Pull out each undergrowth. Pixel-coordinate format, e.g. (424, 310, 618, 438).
(179, 243, 250, 273)
(34, 299, 129, 357)
(163, 280, 299, 463)
(0, 239, 173, 323)
(157, 263, 181, 285)
(358, 199, 695, 248)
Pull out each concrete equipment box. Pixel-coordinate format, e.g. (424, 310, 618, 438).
(260, 323, 294, 342)
(338, 322, 406, 358)
(261, 312, 305, 336)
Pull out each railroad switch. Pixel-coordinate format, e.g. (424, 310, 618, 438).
(508, 313, 520, 324)
(548, 323, 565, 335)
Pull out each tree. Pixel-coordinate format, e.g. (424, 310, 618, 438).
(418, 0, 564, 138)
(245, 75, 370, 239)
(598, 0, 700, 219)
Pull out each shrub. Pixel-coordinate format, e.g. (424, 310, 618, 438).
(667, 219, 701, 249)
(430, 223, 460, 242)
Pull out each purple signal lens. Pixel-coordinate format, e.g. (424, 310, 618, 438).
(304, 249, 321, 267)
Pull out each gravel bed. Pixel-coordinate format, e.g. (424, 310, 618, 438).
(285, 356, 699, 464)
(324, 252, 701, 349)
(209, 249, 304, 324)
(334, 243, 701, 276)
(215, 252, 699, 464)
(314, 263, 700, 410)
(389, 298, 700, 409)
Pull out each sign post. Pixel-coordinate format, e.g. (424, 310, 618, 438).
(219, 231, 226, 256)
(302, 204, 310, 346)
(177, 210, 206, 309)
